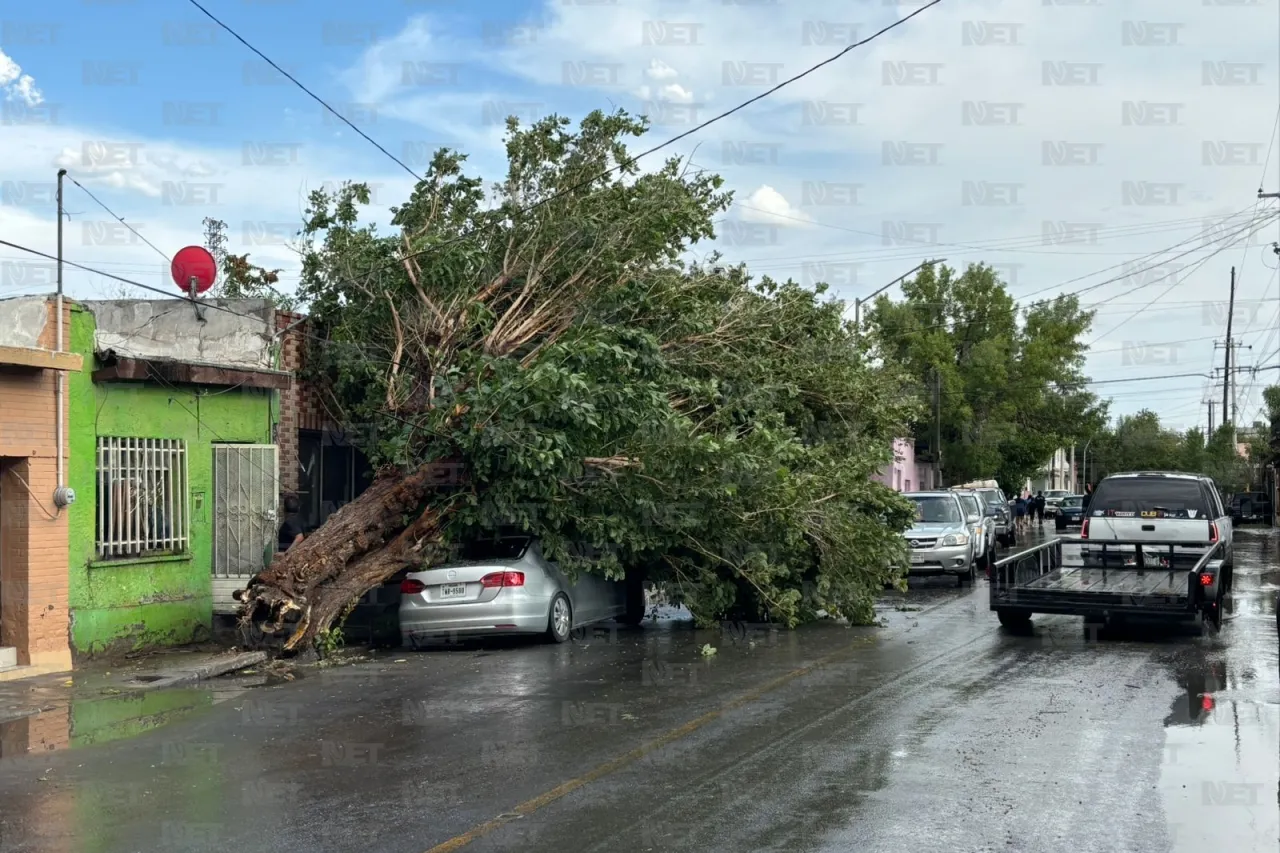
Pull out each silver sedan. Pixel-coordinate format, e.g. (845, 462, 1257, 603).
(399, 536, 641, 645)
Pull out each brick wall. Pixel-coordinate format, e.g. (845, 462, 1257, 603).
(0, 297, 72, 672)
(276, 310, 340, 500)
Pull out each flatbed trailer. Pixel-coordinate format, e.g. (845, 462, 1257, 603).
(989, 537, 1226, 630)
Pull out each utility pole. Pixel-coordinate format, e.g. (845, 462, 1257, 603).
(1224, 266, 1235, 423)
(1207, 399, 1215, 435)
(934, 367, 943, 488)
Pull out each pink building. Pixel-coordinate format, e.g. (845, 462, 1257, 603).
(874, 438, 921, 492)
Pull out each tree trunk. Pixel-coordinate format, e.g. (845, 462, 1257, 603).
(235, 461, 450, 656)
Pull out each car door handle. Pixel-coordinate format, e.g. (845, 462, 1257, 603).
(1141, 524, 1155, 532)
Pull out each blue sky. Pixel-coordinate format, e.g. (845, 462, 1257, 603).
(3, 0, 1280, 430)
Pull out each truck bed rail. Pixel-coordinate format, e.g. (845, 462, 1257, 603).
(990, 538, 1225, 618)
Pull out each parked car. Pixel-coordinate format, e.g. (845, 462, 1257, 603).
(399, 536, 644, 646)
(952, 489, 996, 570)
(954, 481, 1013, 546)
(1229, 490, 1272, 525)
(1051, 494, 1086, 531)
(902, 491, 976, 585)
(1042, 489, 1072, 516)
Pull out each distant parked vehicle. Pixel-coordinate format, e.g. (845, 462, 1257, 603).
(1043, 489, 1072, 515)
(952, 489, 997, 570)
(1229, 491, 1272, 526)
(1053, 495, 1086, 532)
(399, 536, 643, 646)
(955, 482, 1014, 546)
(902, 491, 976, 585)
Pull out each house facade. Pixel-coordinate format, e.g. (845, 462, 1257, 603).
(873, 438, 938, 492)
(66, 298, 289, 657)
(1029, 447, 1075, 494)
(0, 296, 81, 678)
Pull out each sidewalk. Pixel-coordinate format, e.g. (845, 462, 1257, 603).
(0, 647, 271, 758)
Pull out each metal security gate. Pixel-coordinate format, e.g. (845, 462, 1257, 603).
(212, 444, 279, 613)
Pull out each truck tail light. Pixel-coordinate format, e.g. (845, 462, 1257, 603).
(1080, 518, 1089, 539)
(1208, 522, 1219, 543)
(1199, 573, 1214, 586)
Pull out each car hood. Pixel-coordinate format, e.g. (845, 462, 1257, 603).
(905, 524, 964, 538)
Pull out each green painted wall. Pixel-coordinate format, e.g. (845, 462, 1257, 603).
(67, 305, 277, 657)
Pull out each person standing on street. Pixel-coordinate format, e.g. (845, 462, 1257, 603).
(1014, 494, 1028, 533)
(1033, 491, 1046, 527)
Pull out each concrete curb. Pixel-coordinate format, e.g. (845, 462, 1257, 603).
(125, 651, 268, 691)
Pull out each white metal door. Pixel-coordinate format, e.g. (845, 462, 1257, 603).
(212, 444, 278, 613)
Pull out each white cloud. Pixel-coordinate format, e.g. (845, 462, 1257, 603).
(0, 48, 43, 106)
(645, 59, 679, 82)
(738, 185, 812, 227)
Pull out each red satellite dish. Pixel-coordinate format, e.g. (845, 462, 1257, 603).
(170, 245, 218, 295)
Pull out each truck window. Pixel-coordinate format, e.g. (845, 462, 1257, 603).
(958, 494, 980, 516)
(1089, 479, 1209, 516)
(910, 496, 962, 524)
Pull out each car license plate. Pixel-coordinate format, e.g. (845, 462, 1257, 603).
(910, 554, 925, 565)
(439, 583, 466, 598)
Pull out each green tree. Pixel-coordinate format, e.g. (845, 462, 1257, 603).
(238, 111, 920, 653)
(864, 262, 1106, 490)
(201, 216, 295, 310)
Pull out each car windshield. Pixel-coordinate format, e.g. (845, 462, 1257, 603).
(1062, 496, 1083, 508)
(977, 489, 1000, 507)
(958, 494, 980, 516)
(459, 537, 531, 561)
(910, 496, 962, 524)
(1089, 479, 1209, 516)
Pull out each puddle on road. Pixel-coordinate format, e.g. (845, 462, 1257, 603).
(0, 674, 286, 760)
(1157, 530, 1280, 851)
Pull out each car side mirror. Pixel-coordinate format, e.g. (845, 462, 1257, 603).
(966, 513, 980, 524)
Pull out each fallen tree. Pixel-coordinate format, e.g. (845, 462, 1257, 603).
(236, 111, 921, 655)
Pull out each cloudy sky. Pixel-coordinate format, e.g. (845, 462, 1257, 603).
(2, 0, 1279, 432)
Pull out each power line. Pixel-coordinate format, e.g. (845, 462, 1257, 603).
(730, 209, 1270, 268)
(865, 211, 1280, 346)
(184, 0, 423, 182)
(65, 173, 171, 263)
(287, 0, 948, 297)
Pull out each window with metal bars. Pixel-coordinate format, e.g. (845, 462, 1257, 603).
(95, 437, 190, 559)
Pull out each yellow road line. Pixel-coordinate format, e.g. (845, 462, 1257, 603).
(424, 634, 877, 852)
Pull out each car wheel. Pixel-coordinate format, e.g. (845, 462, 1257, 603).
(545, 593, 572, 643)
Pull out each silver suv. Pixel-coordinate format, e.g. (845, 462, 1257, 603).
(952, 489, 996, 570)
(902, 491, 976, 585)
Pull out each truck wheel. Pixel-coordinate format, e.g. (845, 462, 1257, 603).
(997, 609, 1031, 630)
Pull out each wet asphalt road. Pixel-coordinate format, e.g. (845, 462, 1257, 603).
(0, 526, 1275, 852)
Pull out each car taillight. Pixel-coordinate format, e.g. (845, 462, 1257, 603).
(480, 572, 525, 588)
(400, 578, 426, 594)
(1080, 518, 1089, 539)
(1200, 573, 1214, 586)
(1208, 522, 1219, 543)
